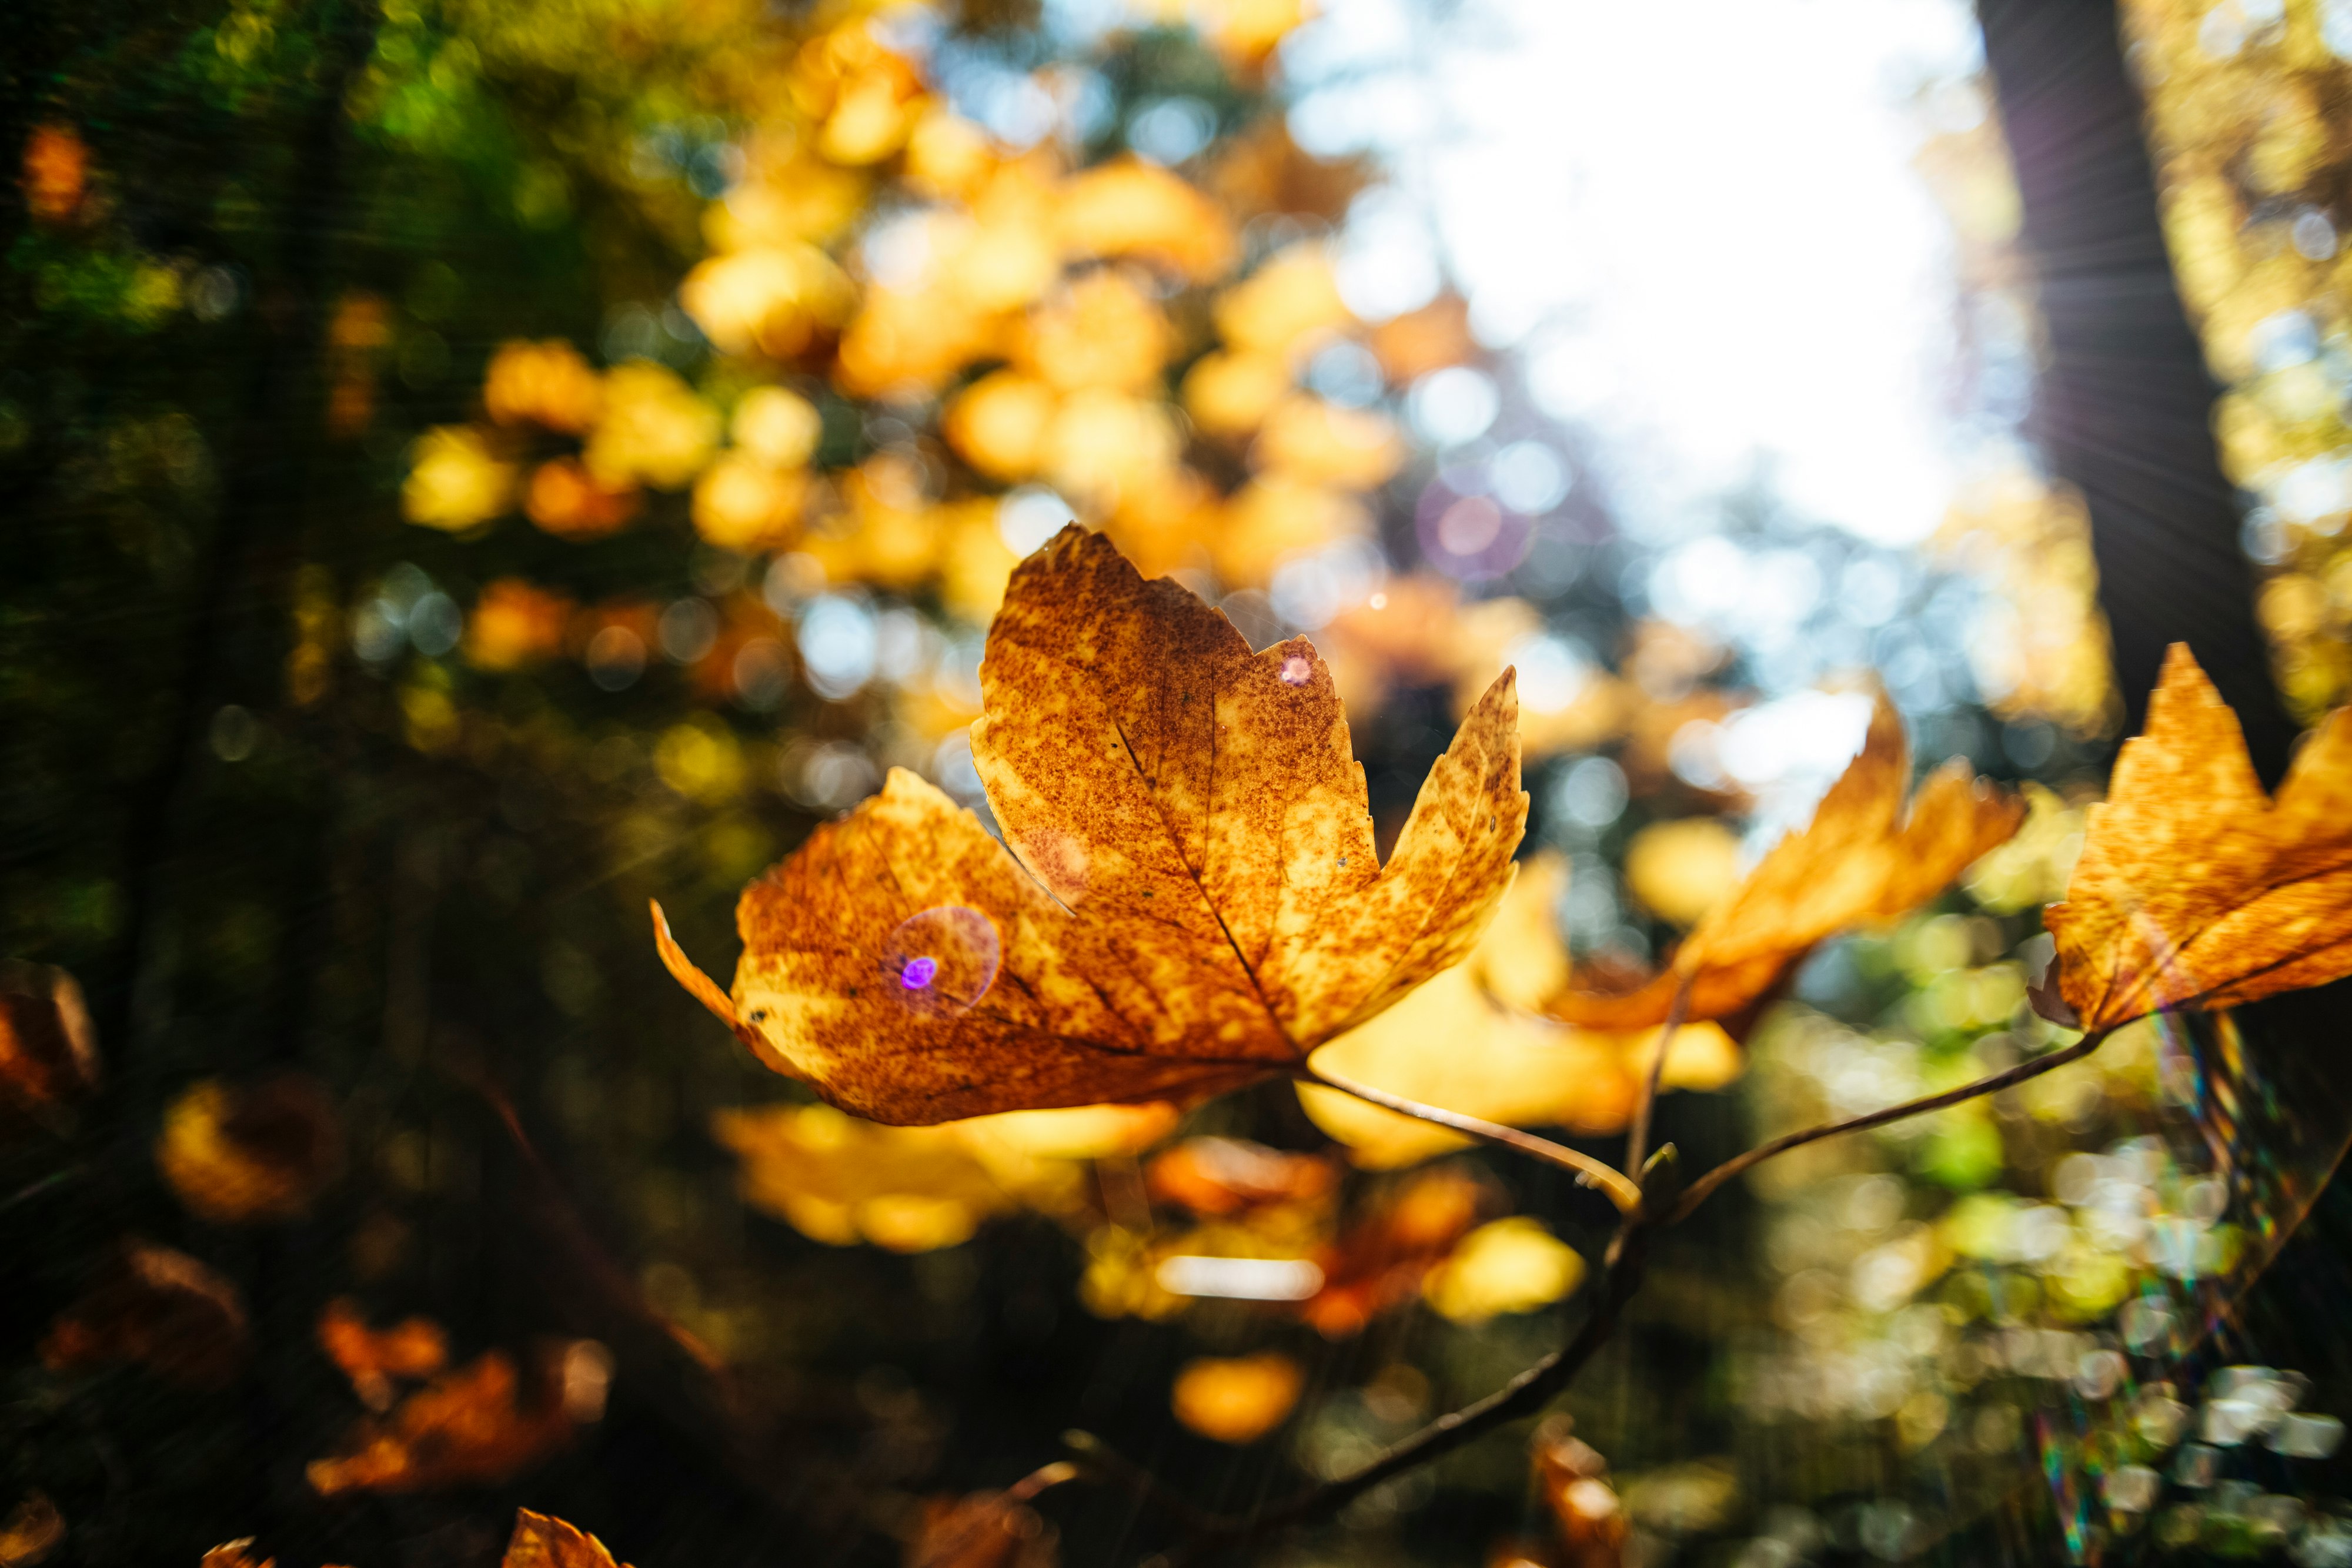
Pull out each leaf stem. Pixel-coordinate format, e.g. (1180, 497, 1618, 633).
(1297, 1064, 1643, 1212)
(1623, 972, 1695, 1176)
(1667, 1028, 2110, 1222)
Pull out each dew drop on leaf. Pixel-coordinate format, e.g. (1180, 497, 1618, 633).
(879, 907, 999, 1017)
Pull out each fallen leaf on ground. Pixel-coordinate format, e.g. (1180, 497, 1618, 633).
(908, 1492, 1058, 1568)
(0, 962, 99, 1125)
(42, 1241, 249, 1390)
(305, 1348, 576, 1495)
(2044, 644, 2352, 1029)
(157, 1075, 342, 1223)
(659, 526, 1526, 1123)
(0, 1493, 63, 1568)
(1548, 689, 2021, 1029)
(318, 1298, 447, 1410)
(502, 1510, 631, 1568)
(1170, 1352, 1303, 1443)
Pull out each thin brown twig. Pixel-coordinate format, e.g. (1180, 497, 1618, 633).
(1668, 1027, 2111, 1222)
(1296, 1063, 1642, 1211)
(1623, 972, 1696, 1176)
(1046, 1027, 2110, 1565)
(1097, 1222, 1655, 1567)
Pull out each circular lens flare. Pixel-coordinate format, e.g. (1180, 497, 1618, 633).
(880, 907, 1000, 1017)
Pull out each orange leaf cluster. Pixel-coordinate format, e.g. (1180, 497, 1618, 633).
(657, 528, 1526, 1124)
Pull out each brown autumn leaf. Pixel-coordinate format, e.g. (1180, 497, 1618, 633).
(908, 1492, 1058, 1568)
(305, 1348, 576, 1496)
(41, 1241, 249, 1390)
(0, 961, 99, 1126)
(502, 1510, 633, 1568)
(2042, 644, 2352, 1031)
(156, 1075, 343, 1223)
(657, 526, 1527, 1124)
(1548, 690, 2022, 1029)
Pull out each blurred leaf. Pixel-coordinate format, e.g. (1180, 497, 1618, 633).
(156, 1075, 342, 1223)
(711, 1100, 1172, 1251)
(1422, 1217, 1585, 1325)
(1301, 1166, 1490, 1336)
(1532, 1420, 1627, 1568)
(1623, 818, 1743, 928)
(305, 1348, 576, 1496)
(1145, 1136, 1336, 1216)
(42, 1241, 249, 1390)
(1169, 1352, 1302, 1444)
(0, 962, 98, 1127)
(1549, 689, 2021, 1029)
(319, 1298, 449, 1412)
(908, 1492, 1057, 1568)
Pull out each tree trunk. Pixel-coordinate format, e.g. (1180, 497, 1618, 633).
(1976, 0, 2299, 783)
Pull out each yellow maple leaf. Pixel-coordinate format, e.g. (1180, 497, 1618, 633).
(2045, 643, 2352, 1030)
(1549, 689, 2022, 1030)
(657, 527, 1525, 1124)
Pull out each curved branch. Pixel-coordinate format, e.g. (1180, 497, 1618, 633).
(1085, 1225, 1653, 1566)
(1669, 1028, 2110, 1221)
(1297, 1063, 1642, 1212)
